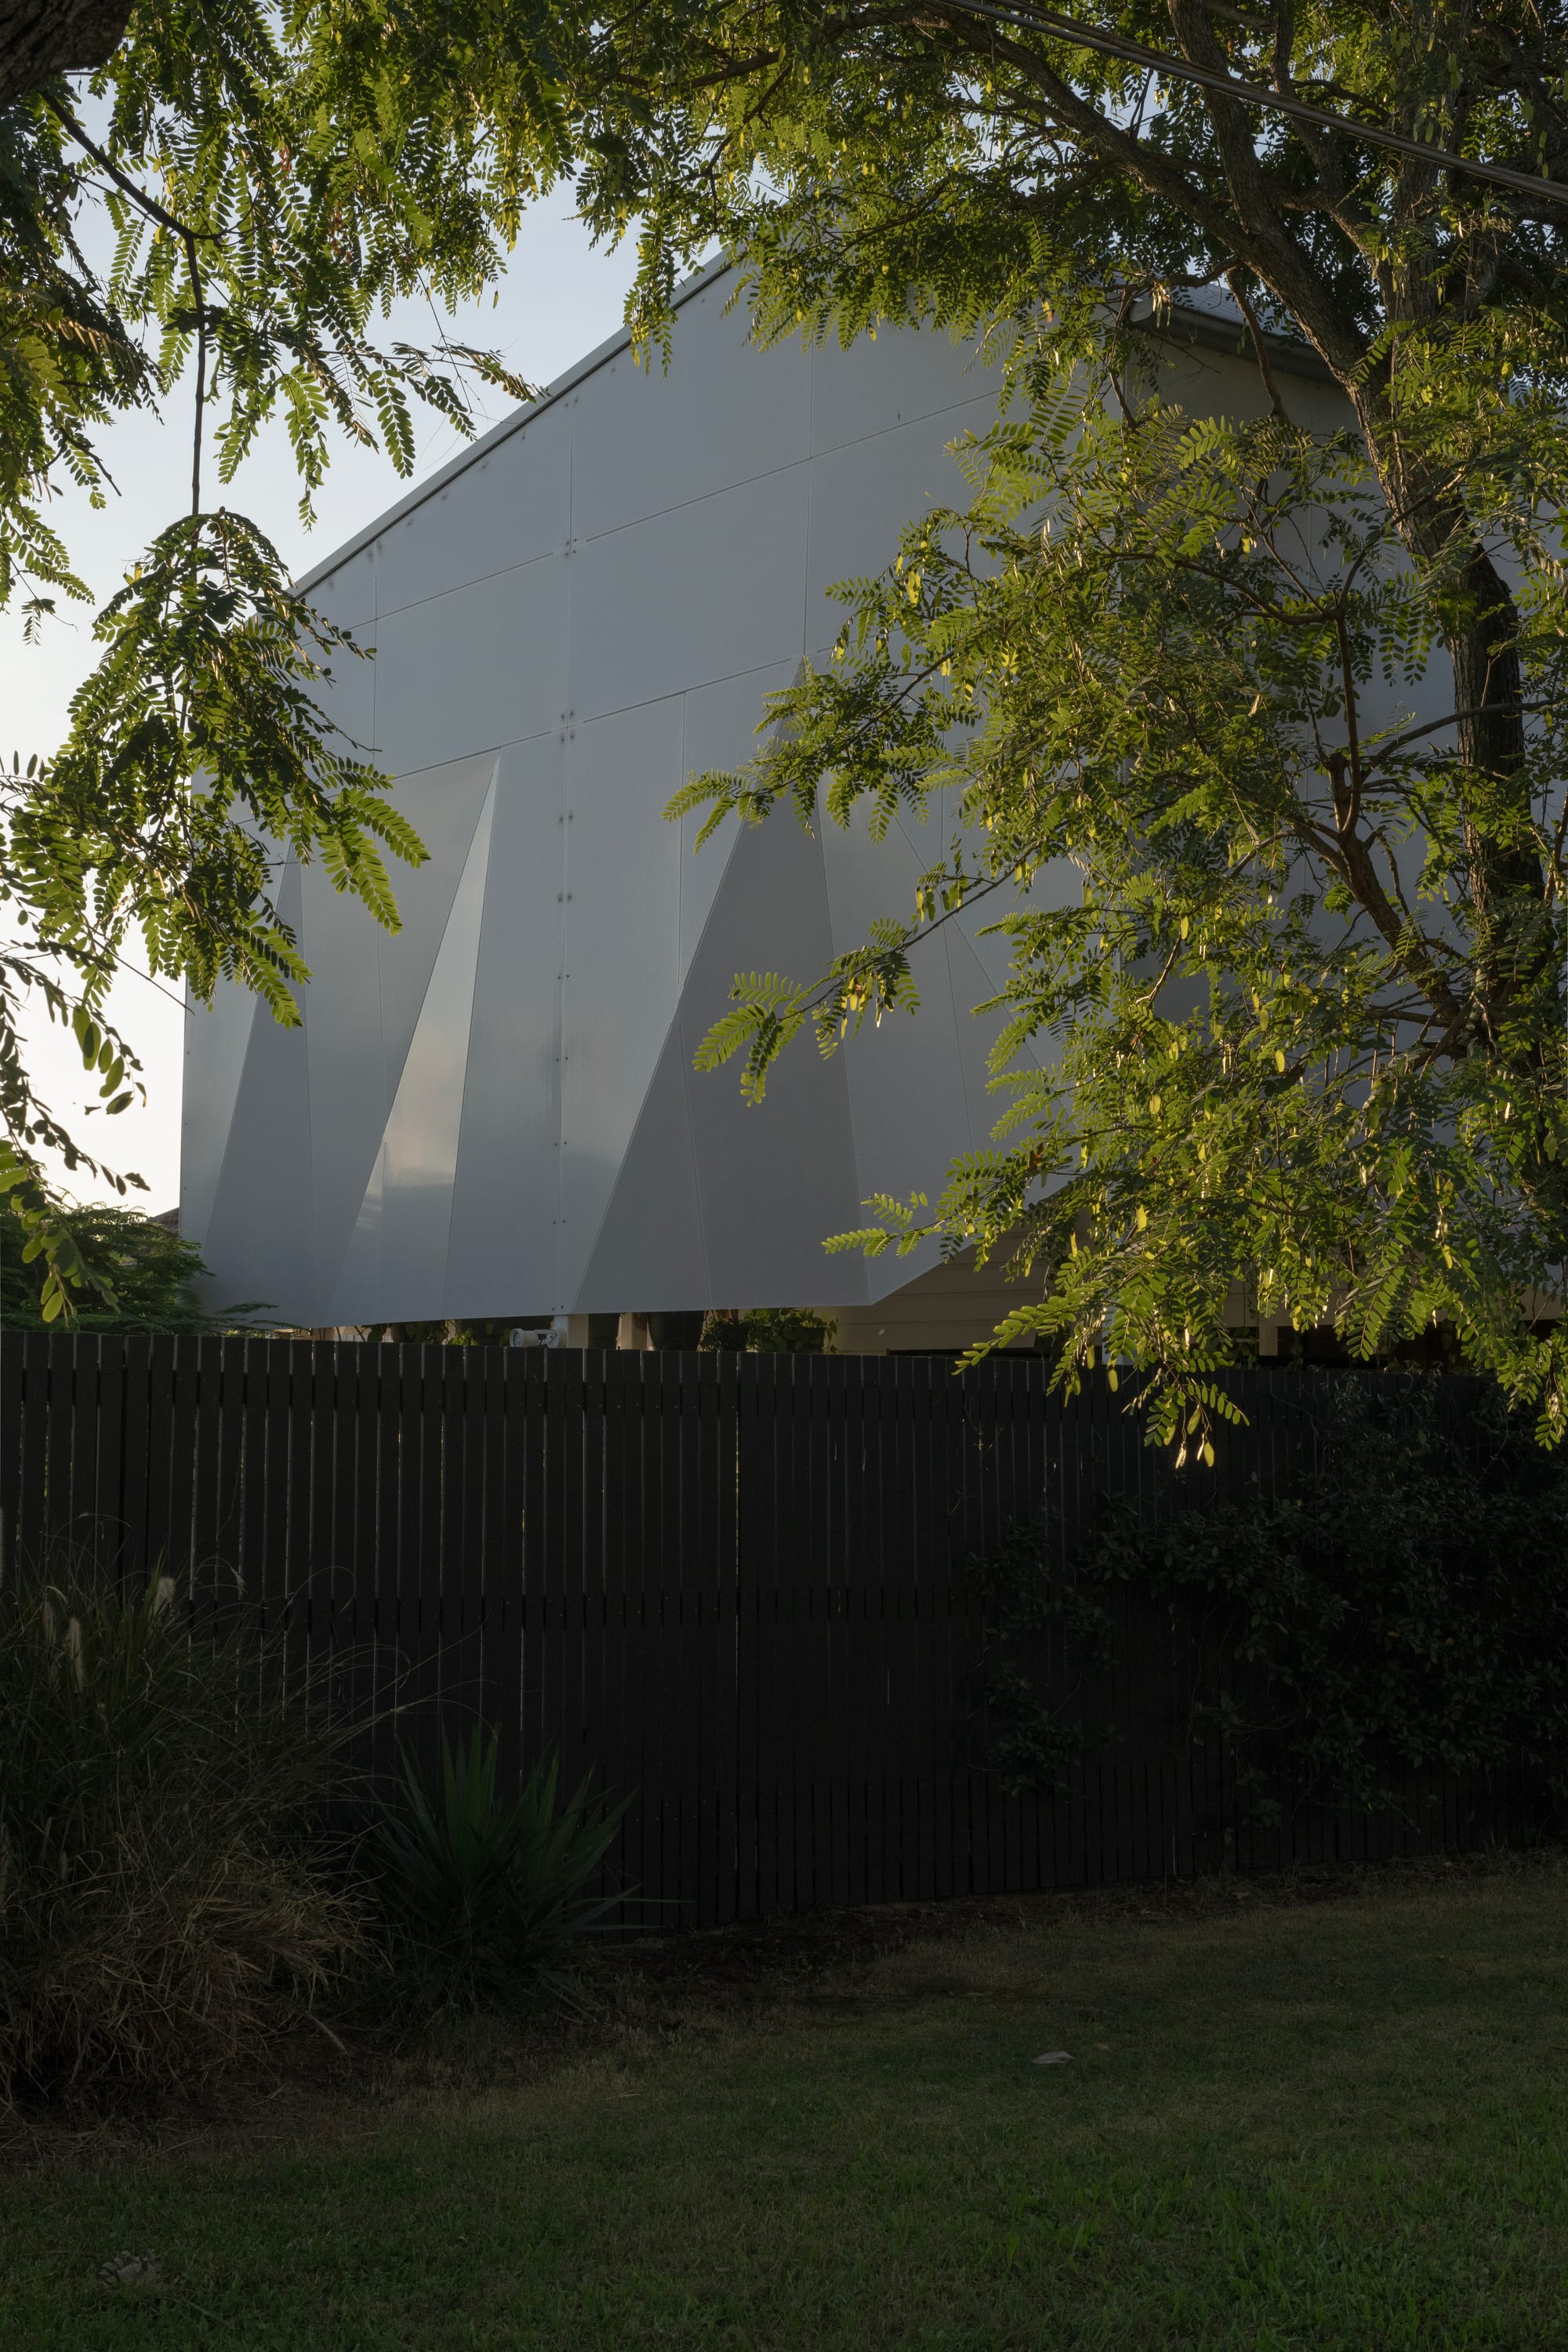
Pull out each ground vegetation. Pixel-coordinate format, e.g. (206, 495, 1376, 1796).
(5, 1856, 1567, 2347)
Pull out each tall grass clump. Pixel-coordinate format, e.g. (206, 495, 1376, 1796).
(373, 1726, 632, 2013)
(0, 1566, 368, 2103)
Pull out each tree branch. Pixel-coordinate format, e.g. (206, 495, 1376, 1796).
(42, 94, 212, 250)
(1225, 267, 1288, 419)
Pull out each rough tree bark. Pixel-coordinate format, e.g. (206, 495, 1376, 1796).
(0, 0, 134, 110)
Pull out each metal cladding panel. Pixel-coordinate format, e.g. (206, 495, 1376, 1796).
(806, 395, 1001, 609)
(376, 402, 572, 619)
(572, 282, 814, 543)
(676, 662, 795, 978)
(303, 753, 497, 1306)
(297, 860, 387, 1302)
(577, 1018, 710, 1312)
(557, 696, 688, 1303)
(568, 466, 809, 722)
(811, 318, 996, 452)
(677, 798, 867, 1308)
(309, 619, 376, 764)
(180, 977, 260, 1250)
(374, 555, 568, 774)
(822, 814, 978, 1212)
(370, 757, 499, 1102)
(195, 861, 315, 1325)
(305, 543, 377, 634)
(329, 781, 495, 1324)
(445, 734, 567, 1316)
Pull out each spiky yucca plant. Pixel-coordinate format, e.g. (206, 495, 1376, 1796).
(372, 1728, 631, 2009)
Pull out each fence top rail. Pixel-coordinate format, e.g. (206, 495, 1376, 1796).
(0, 1327, 1497, 1403)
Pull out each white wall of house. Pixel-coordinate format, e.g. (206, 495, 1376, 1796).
(181, 267, 1374, 1341)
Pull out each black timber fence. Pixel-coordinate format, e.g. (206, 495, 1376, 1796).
(0, 1333, 1537, 1926)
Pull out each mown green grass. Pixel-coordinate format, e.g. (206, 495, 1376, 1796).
(7, 1863, 1568, 2350)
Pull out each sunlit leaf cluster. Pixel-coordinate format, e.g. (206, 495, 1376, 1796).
(2, 0, 586, 1302)
(677, 360, 1568, 1446)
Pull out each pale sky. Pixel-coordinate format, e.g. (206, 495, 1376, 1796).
(5, 187, 641, 1213)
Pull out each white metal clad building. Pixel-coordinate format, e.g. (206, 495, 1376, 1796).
(180, 270, 1350, 1337)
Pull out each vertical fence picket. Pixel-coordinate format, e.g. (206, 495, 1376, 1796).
(739, 1353, 779, 1918)
(0, 1334, 24, 1576)
(518, 1352, 548, 1769)
(558, 1349, 590, 1800)
(62, 1334, 100, 1549)
(187, 1334, 223, 1591)
(597, 1349, 637, 1918)
(669, 1352, 704, 1922)
(19, 1332, 46, 1566)
(438, 1346, 481, 1725)
(628, 1352, 666, 1918)
(495, 1350, 532, 1789)
(540, 1348, 573, 1825)
(42, 1333, 81, 1566)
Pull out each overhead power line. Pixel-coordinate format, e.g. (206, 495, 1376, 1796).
(944, 0, 1568, 210)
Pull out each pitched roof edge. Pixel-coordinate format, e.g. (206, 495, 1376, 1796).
(292, 251, 735, 598)
(293, 271, 1335, 601)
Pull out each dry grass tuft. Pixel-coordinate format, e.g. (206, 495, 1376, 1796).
(0, 1565, 371, 2106)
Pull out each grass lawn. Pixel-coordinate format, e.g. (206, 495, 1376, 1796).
(5, 1860, 1568, 2350)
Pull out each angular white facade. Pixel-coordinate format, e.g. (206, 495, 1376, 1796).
(182, 270, 1346, 1329)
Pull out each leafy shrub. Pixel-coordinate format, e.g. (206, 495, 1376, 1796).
(372, 1727, 631, 2009)
(0, 1568, 367, 2101)
(700, 1307, 837, 1353)
(0, 1193, 260, 1330)
(976, 1377, 1568, 1818)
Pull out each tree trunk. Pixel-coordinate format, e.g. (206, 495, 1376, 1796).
(0, 0, 134, 109)
(1443, 552, 1553, 1058)
(1346, 379, 1552, 1054)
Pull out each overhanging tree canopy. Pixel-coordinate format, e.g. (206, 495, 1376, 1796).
(6, 1, 1568, 1428)
(559, 0, 1568, 1443)
(0, 0, 568, 1310)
